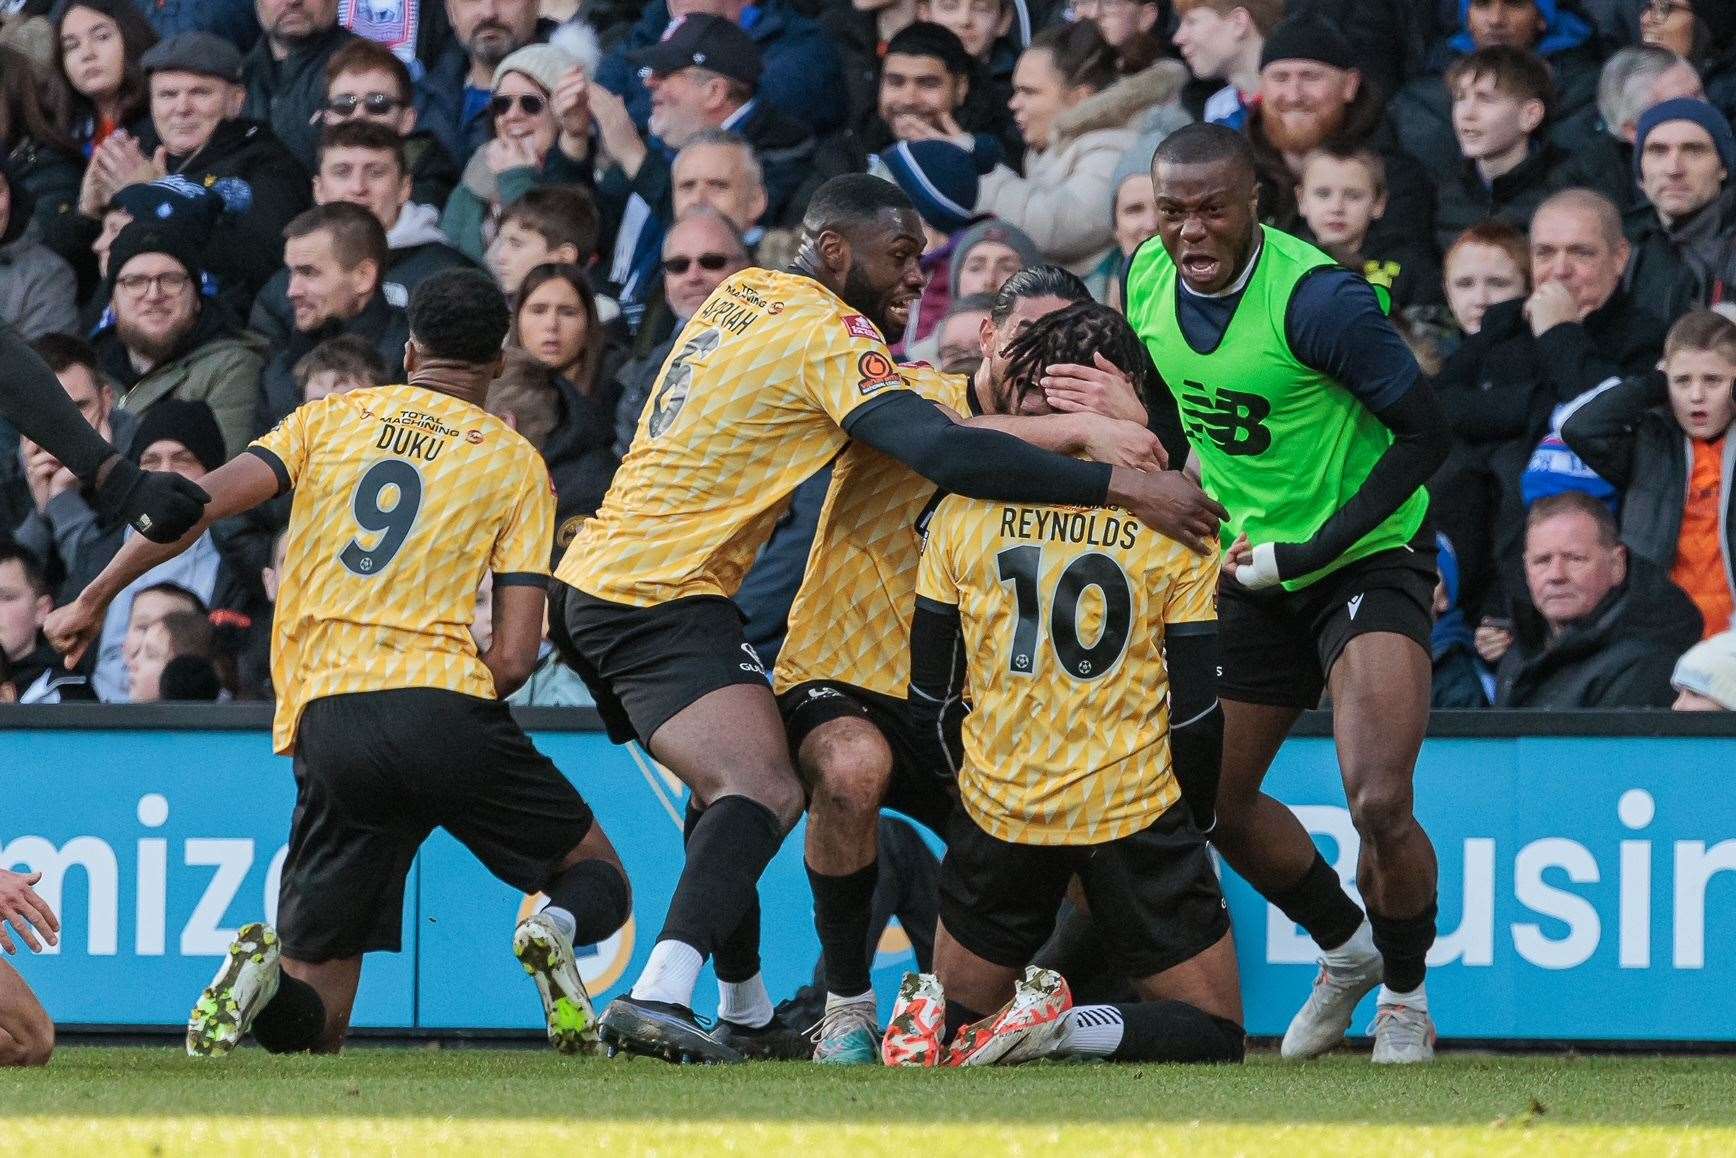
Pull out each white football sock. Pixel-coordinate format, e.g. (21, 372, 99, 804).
(1323, 918, 1377, 970)
(1056, 1005, 1125, 1058)
(541, 906, 577, 942)
(629, 939, 704, 1007)
(717, 972, 774, 1028)
(1378, 983, 1428, 1011)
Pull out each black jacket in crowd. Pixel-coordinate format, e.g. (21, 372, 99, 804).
(252, 290, 410, 434)
(244, 25, 364, 173)
(1495, 556, 1703, 708)
(544, 365, 625, 552)
(405, 129, 462, 209)
(1561, 369, 1736, 607)
(1624, 184, 1736, 314)
(135, 118, 313, 308)
(1431, 141, 1569, 255)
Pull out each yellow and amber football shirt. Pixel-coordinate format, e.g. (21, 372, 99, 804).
(916, 496, 1218, 846)
(556, 267, 908, 606)
(250, 384, 554, 753)
(774, 364, 975, 699)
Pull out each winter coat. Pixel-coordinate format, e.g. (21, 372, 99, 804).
(1431, 143, 1569, 255)
(405, 129, 461, 209)
(4, 136, 86, 283)
(1554, 128, 1645, 223)
(93, 304, 268, 460)
(138, 0, 259, 51)
(1494, 557, 1703, 708)
(593, 0, 847, 137)
(544, 366, 624, 550)
(0, 235, 76, 339)
(977, 62, 1185, 275)
(135, 117, 312, 307)
(10, 407, 138, 601)
(254, 291, 410, 434)
(1623, 184, 1736, 312)
(1560, 370, 1736, 612)
(243, 24, 362, 172)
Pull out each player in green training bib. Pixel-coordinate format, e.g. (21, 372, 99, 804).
(1123, 124, 1450, 1065)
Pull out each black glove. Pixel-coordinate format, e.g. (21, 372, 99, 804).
(91, 458, 211, 543)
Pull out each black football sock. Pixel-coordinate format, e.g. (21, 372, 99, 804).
(943, 997, 986, 1043)
(1060, 1002, 1244, 1063)
(1369, 900, 1437, 994)
(686, 796, 763, 987)
(807, 860, 879, 998)
(1266, 851, 1365, 952)
(251, 973, 327, 1054)
(657, 795, 785, 962)
(543, 858, 631, 946)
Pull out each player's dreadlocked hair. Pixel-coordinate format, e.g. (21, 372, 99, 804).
(408, 269, 511, 364)
(1000, 301, 1155, 408)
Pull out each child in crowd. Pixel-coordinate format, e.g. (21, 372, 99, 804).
(485, 186, 601, 299)
(1562, 308, 1736, 638)
(1296, 146, 1440, 312)
(294, 335, 390, 404)
(1170, 0, 1280, 130)
(1434, 45, 1564, 254)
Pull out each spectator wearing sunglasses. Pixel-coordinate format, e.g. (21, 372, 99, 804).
(612, 206, 751, 460)
(320, 37, 460, 208)
(241, 0, 363, 173)
(441, 43, 594, 265)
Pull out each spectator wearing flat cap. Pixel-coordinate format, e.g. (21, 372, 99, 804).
(0, 155, 77, 340)
(875, 139, 982, 358)
(1624, 97, 1736, 313)
(577, 14, 817, 330)
(241, 0, 363, 172)
(91, 221, 266, 461)
(79, 31, 312, 308)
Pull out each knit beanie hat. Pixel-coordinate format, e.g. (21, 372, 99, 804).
(1672, 630, 1736, 709)
(112, 175, 226, 241)
(1634, 98, 1736, 186)
(105, 220, 204, 303)
(494, 43, 579, 96)
(130, 399, 225, 473)
(1260, 15, 1357, 72)
(876, 141, 980, 235)
(1109, 131, 1162, 220)
(948, 218, 1042, 296)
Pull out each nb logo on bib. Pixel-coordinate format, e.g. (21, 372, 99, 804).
(1178, 382, 1272, 457)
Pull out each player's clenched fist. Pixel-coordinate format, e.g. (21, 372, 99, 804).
(1107, 468, 1227, 555)
(43, 596, 103, 669)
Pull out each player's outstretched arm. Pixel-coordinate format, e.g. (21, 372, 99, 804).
(0, 323, 209, 543)
(964, 411, 1167, 472)
(44, 453, 281, 666)
(483, 580, 547, 698)
(845, 392, 1226, 552)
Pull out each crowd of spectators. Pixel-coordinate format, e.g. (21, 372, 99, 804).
(2, 0, 1736, 714)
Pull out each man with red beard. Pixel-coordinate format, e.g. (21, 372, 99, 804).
(1245, 16, 1435, 258)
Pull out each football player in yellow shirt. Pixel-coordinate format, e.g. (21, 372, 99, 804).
(775, 265, 1176, 1064)
(548, 175, 1227, 1064)
(47, 272, 630, 1059)
(884, 303, 1245, 1068)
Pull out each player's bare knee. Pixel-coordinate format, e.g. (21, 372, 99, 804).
(1348, 775, 1415, 845)
(735, 767, 806, 831)
(812, 739, 893, 822)
(0, 1015, 53, 1067)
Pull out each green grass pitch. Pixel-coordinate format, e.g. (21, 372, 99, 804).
(10, 1047, 1736, 1155)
